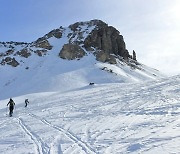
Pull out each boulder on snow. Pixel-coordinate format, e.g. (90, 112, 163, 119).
(0, 57, 19, 67)
(16, 48, 31, 58)
(59, 44, 86, 60)
(89, 82, 95, 85)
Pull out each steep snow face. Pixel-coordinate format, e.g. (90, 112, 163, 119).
(0, 75, 179, 154)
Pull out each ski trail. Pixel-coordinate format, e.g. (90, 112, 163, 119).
(28, 113, 96, 154)
(49, 136, 63, 154)
(18, 117, 50, 154)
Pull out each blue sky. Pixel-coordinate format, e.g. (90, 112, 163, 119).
(0, 0, 180, 75)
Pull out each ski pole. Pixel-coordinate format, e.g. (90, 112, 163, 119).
(6, 106, 8, 115)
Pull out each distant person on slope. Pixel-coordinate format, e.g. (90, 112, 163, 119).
(7, 98, 15, 117)
(25, 99, 29, 107)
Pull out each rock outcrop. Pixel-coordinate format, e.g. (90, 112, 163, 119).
(34, 49, 48, 57)
(63, 20, 132, 63)
(95, 50, 116, 64)
(45, 28, 63, 39)
(133, 50, 137, 61)
(59, 44, 86, 60)
(33, 38, 53, 50)
(15, 48, 31, 58)
(83, 20, 130, 61)
(0, 57, 19, 67)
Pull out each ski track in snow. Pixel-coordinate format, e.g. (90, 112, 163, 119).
(17, 117, 50, 154)
(26, 112, 96, 154)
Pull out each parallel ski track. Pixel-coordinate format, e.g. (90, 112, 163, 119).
(17, 117, 50, 154)
(27, 113, 96, 154)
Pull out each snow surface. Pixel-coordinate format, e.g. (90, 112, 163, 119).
(0, 75, 180, 154)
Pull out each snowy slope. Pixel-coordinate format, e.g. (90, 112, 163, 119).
(0, 75, 180, 154)
(0, 51, 164, 100)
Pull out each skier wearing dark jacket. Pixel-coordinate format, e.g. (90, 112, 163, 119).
(25, 99, 29, 107)
(7, 98, 15, 116)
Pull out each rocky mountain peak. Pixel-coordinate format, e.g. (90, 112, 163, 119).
(68, 19, 107, 31)
(0, 19, 137, 68)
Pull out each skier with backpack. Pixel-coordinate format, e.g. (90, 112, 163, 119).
(7, 98, 15, 117)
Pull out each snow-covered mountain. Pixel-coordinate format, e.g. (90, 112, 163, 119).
(0, 20, 180, 154)
(0, 20, 164, 100)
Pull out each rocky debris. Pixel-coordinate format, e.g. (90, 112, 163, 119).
(0, 57, 19, 67)
(34, 49, 48, 57)
(0, 41, 28, 46)
(0, 42, 29, 50)
(34, 38, 53, 50)
(0, 49, 14, 57)
(15, 48, 31, 58)
(6, 49, 14, 55)
(102, 67, 114, 73)
(59, 44, 86, 60)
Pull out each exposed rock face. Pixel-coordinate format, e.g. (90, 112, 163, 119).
(34, 39, 53, 50)
(83, 20, 130, 60)
(95, 50, 116, 64)
(0, 57, 19, 67)
(59, 44, 86, 60)
(133, 50, 137, 61)
(16, 48, 31, 58)
(45, 29, 62, 39)
(0, 49, 14, 57)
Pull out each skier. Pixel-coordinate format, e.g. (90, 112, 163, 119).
(25, 99, 29, 107)
(7, 98, 15, 117)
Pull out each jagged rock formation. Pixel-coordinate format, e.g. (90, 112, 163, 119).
(67, 20, 130, 63)
(83, 20, 129, 61)
(133, 50, 137, 61)
(0, 19, 137, 67)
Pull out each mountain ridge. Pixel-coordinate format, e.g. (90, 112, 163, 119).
(0, 19, 131, 66)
